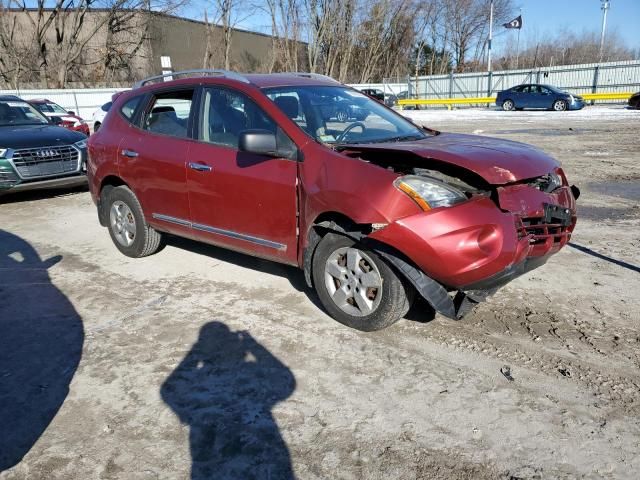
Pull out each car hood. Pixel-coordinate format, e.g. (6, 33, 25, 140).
(0, 124, 86, 150)
(350, 132, 559, 184)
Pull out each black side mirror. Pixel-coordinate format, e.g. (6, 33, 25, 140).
(239, 130, 277, 156)
(238, 129, 298, 160)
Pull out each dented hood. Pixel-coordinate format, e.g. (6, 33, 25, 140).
(352, 133, 559, 184)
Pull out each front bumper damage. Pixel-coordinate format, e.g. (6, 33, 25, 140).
(368, 183, 579, 320)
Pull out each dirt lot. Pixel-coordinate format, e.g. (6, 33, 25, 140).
(1, 107, 639, 479)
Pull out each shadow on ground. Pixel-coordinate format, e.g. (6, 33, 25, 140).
(0, 185, 88, 204)
(0, 229, 84, 472)
(161, 322, 297, 480)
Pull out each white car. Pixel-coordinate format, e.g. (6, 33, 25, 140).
(91, 101, 112, 132)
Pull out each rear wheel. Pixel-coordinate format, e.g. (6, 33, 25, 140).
(502, 99, 515, 111)
(553, 99, 567, 111)
(312, 233, 413, 331)
(105, 186, 163, 258)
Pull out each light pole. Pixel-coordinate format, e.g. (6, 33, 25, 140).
(600, 0, 610, 61)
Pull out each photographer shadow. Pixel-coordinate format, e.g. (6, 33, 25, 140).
(161, 322, 296, 480)
(0, 229, 84, 471)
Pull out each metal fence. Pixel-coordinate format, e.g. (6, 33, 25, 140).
(353, 59, 640, 103)
(4, 60, 638, 117)
(0, 87, 127, 119)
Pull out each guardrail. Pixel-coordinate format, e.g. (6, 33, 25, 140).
(397, 92, 634, 109)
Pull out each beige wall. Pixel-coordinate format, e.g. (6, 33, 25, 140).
(0, 9, 275, 88)
(147, 14, 274, 74)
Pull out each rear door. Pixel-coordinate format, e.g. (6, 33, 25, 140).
(118, 88, 195, 235)
(186, 86, 299, 264)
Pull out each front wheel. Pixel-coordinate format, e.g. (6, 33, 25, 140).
(105, 186, 163, 258)
(502, 99, 515, 111)
(312, 233, 413, 331)
(553, 99, 567, 111)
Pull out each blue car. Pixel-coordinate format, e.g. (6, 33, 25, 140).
(496, 84, 585, 112)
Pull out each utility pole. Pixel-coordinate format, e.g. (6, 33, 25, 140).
(487, 0, 494, 96)
(487, 0, 494, 73)
(599, 0, 610, 62)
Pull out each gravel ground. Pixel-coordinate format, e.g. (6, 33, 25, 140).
(1, 106, 639, 479)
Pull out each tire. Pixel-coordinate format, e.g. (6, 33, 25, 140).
(553, 99, 567, 111)
(502, 99, 515, 111)
(94, 122, 101, 132)
(336, 109, 349, 122)
(104, 185, 163, 258)
(312, 233, 413, 331)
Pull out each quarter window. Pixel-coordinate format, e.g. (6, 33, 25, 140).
(142, 90, 194, 139)
(120, 96, 142, 121)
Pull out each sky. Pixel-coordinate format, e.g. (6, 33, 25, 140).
(506, 0, 640, 50)
(185, 0, 640, 53)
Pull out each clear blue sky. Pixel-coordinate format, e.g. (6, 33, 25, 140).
(505, 0, 640, 50)
(185, 0, 640, 52)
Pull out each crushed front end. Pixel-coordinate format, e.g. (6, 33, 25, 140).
(367, 167, 579, 319)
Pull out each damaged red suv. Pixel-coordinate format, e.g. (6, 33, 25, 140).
(87, 71, 579, 331)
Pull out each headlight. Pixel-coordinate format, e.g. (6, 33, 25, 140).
(547, 170, 563, 191)
(0, 148, 7, 158)
(74, 139, 87, 149)
(394, 175, 467, 211)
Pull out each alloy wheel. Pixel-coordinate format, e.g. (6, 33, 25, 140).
(324, 247, 383, 317)
(109, 200, 136, 247)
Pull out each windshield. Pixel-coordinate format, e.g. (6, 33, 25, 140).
(37, 102, 68, 114)
(263, 86, 428, 145)
(0, 100, 49, 126)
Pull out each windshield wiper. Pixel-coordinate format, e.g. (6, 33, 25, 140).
(367, 134, 425, 144)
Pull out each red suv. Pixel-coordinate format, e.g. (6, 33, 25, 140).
(87, 70, 579, 331)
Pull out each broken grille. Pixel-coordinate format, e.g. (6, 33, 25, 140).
(518, 217, 572, 245)
(11, 145, 80, 179)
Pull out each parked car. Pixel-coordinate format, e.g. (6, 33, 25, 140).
(628, 91, 640, 109)
(91, 101, 112, 132)
(0, 95, 88, 194)
(496, 84, 585, 111)
(389, 90, 422, 110)
(315, 93, 369, 122)
(359, 88, 385, 103)
(28, 98, 90, 136)
(88, 71, 579, 331)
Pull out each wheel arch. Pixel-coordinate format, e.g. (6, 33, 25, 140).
(302, 211, 371, 288)
(97, 175, 130, 226)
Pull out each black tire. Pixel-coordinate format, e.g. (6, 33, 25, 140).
(94, 122, 101, 132)
(104, 185, 163, 258)
(553, 99, 567, 111)
(502, 99, 515, 111)
(312, 233, 413, 331)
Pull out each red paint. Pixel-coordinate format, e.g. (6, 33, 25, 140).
(88, 74, 578, 295)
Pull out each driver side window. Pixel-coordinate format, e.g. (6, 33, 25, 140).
(199, 87, 295, 154)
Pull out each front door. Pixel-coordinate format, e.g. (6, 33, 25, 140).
(187, 86, 299, 264)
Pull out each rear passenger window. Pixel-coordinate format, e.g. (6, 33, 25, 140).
(142, 90, 193, 138)
(120, 96, 142, 122)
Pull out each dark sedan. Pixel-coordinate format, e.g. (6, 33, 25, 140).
(496, 84, 585, 112)
(628, 92, 640, 109)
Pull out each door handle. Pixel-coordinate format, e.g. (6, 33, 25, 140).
(121, 149, 138, 158)
(189, 162, 212, 172)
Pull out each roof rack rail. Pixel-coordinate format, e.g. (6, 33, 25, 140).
(272, 72, 339, 83)
(133, 69, 251, 88)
